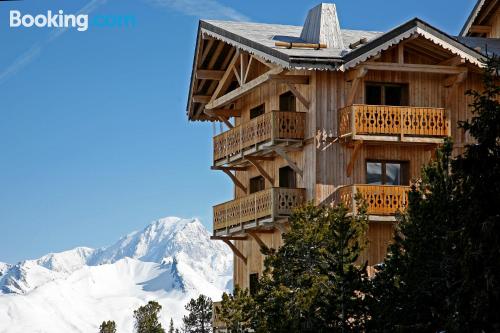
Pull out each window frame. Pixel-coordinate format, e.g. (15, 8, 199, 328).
(365, 160, 410, 186)
(365, 82, 409, 106)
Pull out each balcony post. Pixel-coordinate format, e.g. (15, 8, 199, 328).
(352, 185, 357, 215)
(351, 106, 356, 136)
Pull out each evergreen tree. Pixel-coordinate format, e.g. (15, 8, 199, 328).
(368, 56, 500, 332)
(367, 141, 454, 332)
(133, 301, 165, 333)
(168, 318, 175, 333)
(217, 287, 255, 333)
(182, 294, 213, 333)
(99, 320, 117, 333)
(447, 55, 500, 331)
(256, 203, 369, 332)
(218, 202, 369, 333)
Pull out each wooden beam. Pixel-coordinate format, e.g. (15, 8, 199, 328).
(199, 39, 214, 68)
(222, 239, 247, 264)
(195, 69, 225, 80)
(275, 41, 327, 49)
(221, 169, 247, 193)
(210, 50, 240, 103)
(243, 55, 254, 83)
(246, 157, 274, 185)
(398, 44, 405, 64)
(272, 147, 303, 178)
(244, 156, 274, 161)
(211, 166, 248, 171)
(286, 83, 310, 109)
(269, 74, 310, 85)
(444, 71, 468, 87)
(240, 53, 248, 85)
(363, 62, 468, 74)
(246, 230, 268, 250)
(439, 56, 466, 66)
(233, 67, 242, 86)
(346, 67, 368, 82)
(192, 95, 212, 103)
(346, 68, 367, 106)
(211, 236, 248, 241)
(206, 66, 283, 110)
(210, 109, 242, 117)
(347, 141, 363, 177)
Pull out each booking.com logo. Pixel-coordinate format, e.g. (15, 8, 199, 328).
(9, 10, 136, 32)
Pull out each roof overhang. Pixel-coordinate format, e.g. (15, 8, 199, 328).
(342, 18, 485, 71)
(461, 0, 499, 36)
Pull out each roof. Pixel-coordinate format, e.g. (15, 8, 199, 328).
(200, 20, 382, 70)
(200, 18, 486, 71)
(460, 0, 500, 36)
(457, 36, 500, 56)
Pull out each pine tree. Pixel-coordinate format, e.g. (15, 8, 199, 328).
(217, 287, 255, 333)
(182, 294, 213, 333)
(367, 141, 454, 332)
(133, 301, 165, 333)
(99, 320, 117, 333)
(368, 56, 500, 332)
(447, 55, 500, 331)
(256, 203, 369, 332)
(168, 318, 175, 333)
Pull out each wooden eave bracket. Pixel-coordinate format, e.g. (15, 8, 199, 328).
(346, 141, 363, 177)
(211, 237, 247, 264)
(246, 230, 272, 250)
(245, 156, 274, 185)
(346, 67, 368, 106)
(444, 71, 468, 88)
(211, 166, 248, 193)
(272, 147, 303, 178)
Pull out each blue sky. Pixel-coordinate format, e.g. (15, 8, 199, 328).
(0, 0, 475, 263)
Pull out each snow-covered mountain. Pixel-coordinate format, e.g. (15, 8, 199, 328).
(0, 217, 232, 333)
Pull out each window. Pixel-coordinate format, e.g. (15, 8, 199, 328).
(249, 273, 259, 296)
(366, 161, 409, 185)
(250, 104, 265, 119)
(279, 166, 296, 188)
(279, 91, 296, 111)
(249, 176, 265, 193)
(365, 83, 408, 106)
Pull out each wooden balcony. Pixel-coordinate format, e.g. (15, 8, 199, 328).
(213, 111, 306, 166)
(213, 187, 306, 235)
(339, 105, 449, 143)
(335, 184, 409, 219)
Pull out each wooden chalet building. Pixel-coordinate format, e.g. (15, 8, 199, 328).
(185, 1, 500, 326)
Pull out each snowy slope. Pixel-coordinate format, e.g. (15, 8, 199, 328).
(0, 217, 232, 333)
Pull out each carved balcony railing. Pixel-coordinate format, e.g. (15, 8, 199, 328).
(213, 187, 306, 234)
(334, 185, 410, 216)
(213, 111, 306, 165)
(339, 105, 449, 142)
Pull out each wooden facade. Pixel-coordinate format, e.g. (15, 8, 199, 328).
(186, 2, 496, 297)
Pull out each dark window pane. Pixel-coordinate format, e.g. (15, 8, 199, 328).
(279, 91, 296, 111)
(279, 166, 296, 188)
(385, 163, 401, 185)
(385, 86, 403, 106)
(366, 162, 383, 184)
(250, 104, 265, 119)
(249, 176, 265, 193)
(366, 85, 382, 105)
(249, 273, 259, 296)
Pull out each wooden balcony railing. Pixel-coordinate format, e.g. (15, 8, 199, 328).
(335, 185, 410, 216)
(213, 187, 306, 232)
(213, 111, 306, 163)
(339, 105, 449, 140)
